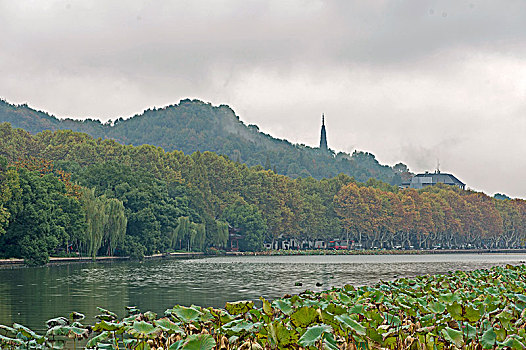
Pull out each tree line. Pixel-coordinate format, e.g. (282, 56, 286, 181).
(0, 122, 525, 265)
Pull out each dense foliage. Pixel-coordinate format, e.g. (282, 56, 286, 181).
(2, 265, 526, 349)
(0, 98, 407, 184)
(335, 182, 526, 249)
(0, 159, 87, 265)
(1, 122, 526, 266)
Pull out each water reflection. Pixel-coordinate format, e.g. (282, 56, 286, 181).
(0, 253, 524, 331)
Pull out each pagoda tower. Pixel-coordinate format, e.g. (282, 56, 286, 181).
(319, 114, 328, 151)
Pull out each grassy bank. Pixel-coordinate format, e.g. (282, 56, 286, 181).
(2, 264, 526, 349)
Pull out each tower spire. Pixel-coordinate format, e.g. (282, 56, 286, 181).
(319, 113, 328, 151)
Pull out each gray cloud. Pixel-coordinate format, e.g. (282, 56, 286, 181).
(1, 0, 526, 197)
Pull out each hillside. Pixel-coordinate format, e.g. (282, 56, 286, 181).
(0, 98, 405, 184)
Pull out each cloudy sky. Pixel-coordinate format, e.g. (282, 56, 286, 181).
(1, 1, 526, 197)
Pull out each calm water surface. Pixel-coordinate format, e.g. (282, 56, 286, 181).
(0, 253, 525, 331)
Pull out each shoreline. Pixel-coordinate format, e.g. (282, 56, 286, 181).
(2, 248, 526, 267)
(226, 247, 526, 256)
(0, 251, 204, 268)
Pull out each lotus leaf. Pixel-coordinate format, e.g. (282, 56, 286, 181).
(428, 301, 446, 314)
(364, 309, 383, 326)
(135, 341, 151, 350)
(46, 325, 71, 337)
(46, 317, 69, 328)
(370, 291, 385, 303)
(347, 303, 364, 315)
(13, 323, 40, 340)
(154, 318, 184, 334)
(86, 331, 110, 348)
(96, 307, 118, 321)
(336, 292, 353, 305)
(123, 315, 140, 324)
(0, 324, 16, 336)
(271, 299, 293, 316)
(383, 313, 401, 327)
(343, 284, 355, 292)
(180, 334, 216, 350)
(499, 335, 526, 350)
(218, 310, 235, 324)
(325, 303, 346, 316)
(169, 339, 185, 350)
(438, 293, 461, 304)
(464, 323, 477, 341)
(335, 315, 366, 336)
(290, 306, 319, 328)
(126, 306, 140, 315)
(441, 327, 464, 348)
(69, 311, 85, 321)
(298, 324, 332, 348)
(144, 311, 157, 321)
(167, 305, 203, 323)
(320, 309, 340, 329)
(198, 308, 215, 323)
(66, 326, 89, 339)
(222, 319, 261, 335)
(128, 321, 159, 338)
(322, 332, 339, 350)
(225, 300, 254, 315)
(268, 321, 298, 347)
(446, 301, 463, 321)
(515, 293, 526, 305)
(494, 326, 507, 342)
(464, 304, 482, 323)
(366, 326, 383, 343)
(480, 327, 496, 349)
(0, 334, 24, 346)
(496, 309, 514, 330)
(260, 297, 274, 316)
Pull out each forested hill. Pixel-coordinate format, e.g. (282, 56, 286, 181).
(0, 98, 405, 184)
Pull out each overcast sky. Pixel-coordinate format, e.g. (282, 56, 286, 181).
(1, 1, 525, 197)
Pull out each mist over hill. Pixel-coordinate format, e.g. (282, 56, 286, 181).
(0, 98, 407, 184)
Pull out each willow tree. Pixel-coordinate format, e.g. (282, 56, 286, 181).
(80, 188, 105, 259)
(173, 216, 191, 250)
(102, 198, 127, 256)
(81, 188, 127, 258)
(192, 223, 206, 251)
(212, 220, 229, 249)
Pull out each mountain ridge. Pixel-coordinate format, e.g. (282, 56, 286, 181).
(0, 98, 407, 184)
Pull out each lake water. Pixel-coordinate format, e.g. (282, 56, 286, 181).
(0, 253, 525, 332)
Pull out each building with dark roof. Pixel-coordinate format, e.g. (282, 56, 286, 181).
(401, 171, 465, 190)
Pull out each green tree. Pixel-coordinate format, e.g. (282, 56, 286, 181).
(0, 169, 85, 265)
(222, 200, 267, 251)
(102, 198, 127, 256)
(0, 156, 20, 235)
(80, 188, 106, 259)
